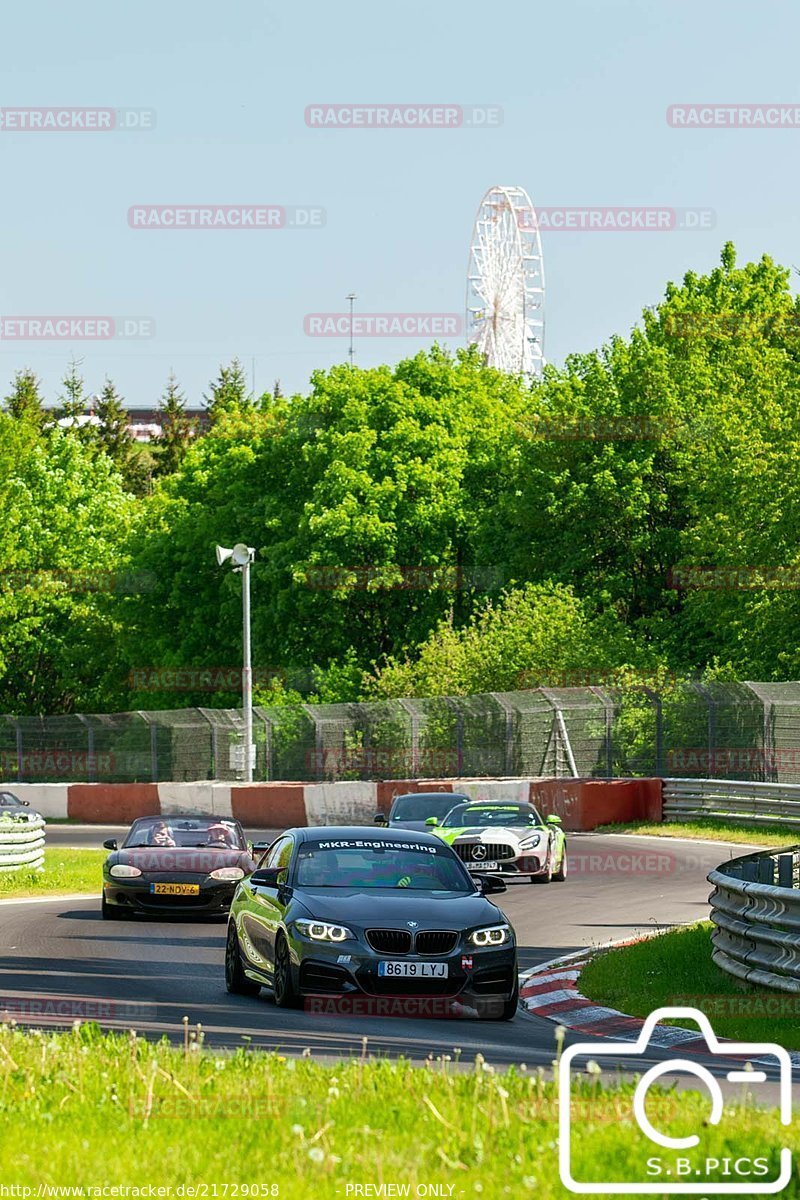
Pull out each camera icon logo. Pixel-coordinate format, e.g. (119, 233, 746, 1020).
(558, 1006, 792, 1194)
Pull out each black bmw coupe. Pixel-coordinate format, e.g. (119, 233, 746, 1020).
(225, 825, 518, 1019)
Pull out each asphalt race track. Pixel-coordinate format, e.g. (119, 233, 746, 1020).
(0, 831, 765, 1078)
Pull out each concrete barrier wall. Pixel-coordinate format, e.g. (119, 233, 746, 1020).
(0, 776, 665, 829)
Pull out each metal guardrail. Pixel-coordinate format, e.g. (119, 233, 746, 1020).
(708, 848, 800, 992)
(0, 814, 45, 872)
(664, 777, 800, 828)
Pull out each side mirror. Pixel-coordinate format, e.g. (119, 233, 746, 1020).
(20, 799, 30, 807)
(476, 874, 506, 895)
(103, 839, 118, 851)
(250, 867, 283, 888)
(373, 812, 389, 825)
(546, 815, 562, 826)
(425, 816, 439, 826)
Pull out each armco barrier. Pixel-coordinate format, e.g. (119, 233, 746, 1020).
(0, 776, 664, 829)
(708, 848, 800, 992)
(0, 814, 45, 872)
(665, 777, 800, 828)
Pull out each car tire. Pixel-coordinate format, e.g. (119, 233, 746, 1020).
(531, 851, 553, 884)
(273, 932, 300, 1008)
(225, 920, 261, 996)
(101, 895, 129, 919)
(484, 979, 519, 1021)
(553, 842, 568, 882)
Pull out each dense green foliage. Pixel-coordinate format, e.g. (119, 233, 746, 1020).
(5, 243, 800, 713)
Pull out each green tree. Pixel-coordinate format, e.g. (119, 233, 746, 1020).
(4, 370, 45, 430)
(0, 421, 136, 712)
(56, 360, 89, 436)
(155, 372, 194, 476)
(203, 359, 252, 426)
(369, 582, 648, 698)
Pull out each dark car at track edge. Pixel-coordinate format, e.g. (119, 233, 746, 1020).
(101, 814, 256, 919)
(225, 825, 519, 1020)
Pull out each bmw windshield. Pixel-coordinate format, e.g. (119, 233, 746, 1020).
(295, 838, 472, 892)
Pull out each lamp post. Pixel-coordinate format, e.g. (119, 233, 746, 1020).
(346, 292, 357, 368)
(215, 543, 256, 782)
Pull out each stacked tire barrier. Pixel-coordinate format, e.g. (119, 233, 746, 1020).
(0, 815, 45, 872)
(708, 847, 800, 992)
(665, 777, 800, 829)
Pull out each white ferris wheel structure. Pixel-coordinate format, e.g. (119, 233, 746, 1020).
(466, 184, 546, 380)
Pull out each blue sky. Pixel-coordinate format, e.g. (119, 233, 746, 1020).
(0, 0, 794, 408)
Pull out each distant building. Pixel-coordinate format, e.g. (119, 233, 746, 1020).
(45, 404, 208, 444)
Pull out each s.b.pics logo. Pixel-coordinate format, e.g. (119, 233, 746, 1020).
(558, 1007, 791, 1193)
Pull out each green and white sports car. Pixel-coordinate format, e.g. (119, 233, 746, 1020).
(426, 801, 567, 884)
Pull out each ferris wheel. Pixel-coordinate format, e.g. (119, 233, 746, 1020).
(466, 184, 545, 379)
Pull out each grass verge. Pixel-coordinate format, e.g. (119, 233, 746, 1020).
(579, 921, 800, 1046)
(0, 1023, 794, 1196)
(0, 847, 103, 899)
(596, 817, 800, 848)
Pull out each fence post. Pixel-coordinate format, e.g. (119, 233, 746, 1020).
(253, 709, 272, 781)
(76, 714, 95, 782)
(490, 693, 515, 775)
(137, 712, 159, 782)
(8, 718, 23, 782)
(590, 687, 614, 777)
(397, 699, 420, 777)
(643, 688, 663, 776)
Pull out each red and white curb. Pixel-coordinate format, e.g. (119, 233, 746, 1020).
(519, 942, 800, 1066)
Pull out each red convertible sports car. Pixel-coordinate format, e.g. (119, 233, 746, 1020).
(101, 813, 256, 918)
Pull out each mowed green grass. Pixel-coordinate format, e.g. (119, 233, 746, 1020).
(0, 1024, 795, 1197)
(597, 817, 800, 849)
(0, 847, 103, 898)
(579, 921, 800, 1047)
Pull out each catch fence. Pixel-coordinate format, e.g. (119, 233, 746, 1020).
(4, 680, 800, 784)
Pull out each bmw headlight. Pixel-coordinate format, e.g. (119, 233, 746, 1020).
(295, 919, 354, 942)
(470, 924, 511, 947)
(519, 834, 542, 850)
(109, 864, 142, 879)
(209, 867, 245, 881)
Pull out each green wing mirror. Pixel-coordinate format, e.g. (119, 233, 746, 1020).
(425, 816, 439, 826)
(546, 814, 562, 825)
